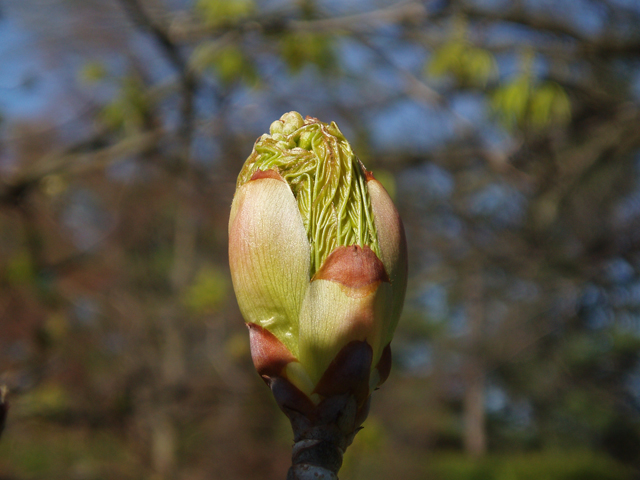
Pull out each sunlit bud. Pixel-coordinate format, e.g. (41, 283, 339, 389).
(229, 112, 407, 413)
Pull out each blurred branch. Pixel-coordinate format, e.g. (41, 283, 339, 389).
(456, 1, 640, 56)
(117, 0, 188, 73)
(354, 33, 443, 107)
(116, 0, 199, 289)
(456, 2, 591, 41)
(289, 0, 428, 33)
(117, 0, 196, 143)
(355, 35, 531, 182)
(116, 5, 199, 477)
(530, 106, 640, 230)
(0, 129, 163, 208)
(170, 0, 429, 42)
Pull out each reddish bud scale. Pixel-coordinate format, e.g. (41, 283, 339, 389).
(313, 245, 389, 291)
(247, 323, 296, 380)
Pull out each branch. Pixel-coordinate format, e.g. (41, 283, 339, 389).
(116, 0, 199, 291)
(169, 0, 429, 42)
(0, 130, 163, 208)
(117, 0, 196, 145)
(117, 0, 187, 72)
(529, 106, 640, 230)
(457, 1, 640, 56)
(289, 1, 428, 34)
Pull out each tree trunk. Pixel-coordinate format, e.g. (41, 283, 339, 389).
(463, 360, 486, 457)
(462, 260, 487, 457)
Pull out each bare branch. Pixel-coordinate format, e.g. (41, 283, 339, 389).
(0, 130, 163, 208)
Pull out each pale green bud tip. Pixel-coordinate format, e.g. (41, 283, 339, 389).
(281, 111, 305, 134)
(269, 120, 283, 135)
(238, 112, 381, 277)
(269, 111, 304, 136)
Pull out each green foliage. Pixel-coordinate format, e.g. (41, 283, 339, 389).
(491, 53, 571, 131)
(280, 32, 336, 74)
(43, 312, 69, 342)
(609, 327, 640, 359)
(428, 40, 497, 87)
(427, 18, 496, 87)
(5, 250, 35, 285)
(100, 75, 151, 134)
(528, 82, 572, 127)
(491, 77, 531, 128)
(190, 43, 257, 86)
(0, 426, 129, 478)
(428, 451, 632, 480)
(491, 79, 571, 131)
(341, 416, 387, 476)
(40, 174, 68, 197)
(195, 0, 255, 28)
(78, 61, 108, 84)
(182, 266, 228, 314)
(18, 383, 71, 417)
(563, 389, 614, 431)
(562, 332, 606, 367)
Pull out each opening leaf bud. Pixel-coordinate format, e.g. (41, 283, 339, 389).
(229, 112, 407, 408)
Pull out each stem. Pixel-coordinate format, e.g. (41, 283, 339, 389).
(277, 391, 371, 480)
(287, 419, 349, 480)
(261, 342, 374, 479)
(288, 438, 343, 480)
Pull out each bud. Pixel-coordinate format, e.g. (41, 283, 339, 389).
(229, 112, 407, 477)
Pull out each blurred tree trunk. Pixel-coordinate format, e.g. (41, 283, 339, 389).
(463, 359, 486, 457)
(462, 260, 487, 457)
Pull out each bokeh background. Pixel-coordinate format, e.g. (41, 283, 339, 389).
(1, 0, 640, 479)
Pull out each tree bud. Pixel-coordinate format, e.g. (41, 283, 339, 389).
(229, 112, 407, 413)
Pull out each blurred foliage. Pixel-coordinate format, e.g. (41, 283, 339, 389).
(191, 43, 258, 86)
(18, 383, 71, 417)
(427, 18, 497, 87)
(428, 40, 496, 88)
(0, 427, 131, 479)
(40, 174, 69, 197)
(100, 75, 152, 134)
(182, 266, 228, 314)
(427, 452, 632, 480)
(43, 313, 69, 342)
(490, 53, 571, 130)
(491, 77, 571, 130)
(4, 250, 35, 286)
(78, 61, 108, 84)
(280, 32, 337, 74)
(340, 416, 387, 476)
(195, 0, 256, 28)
